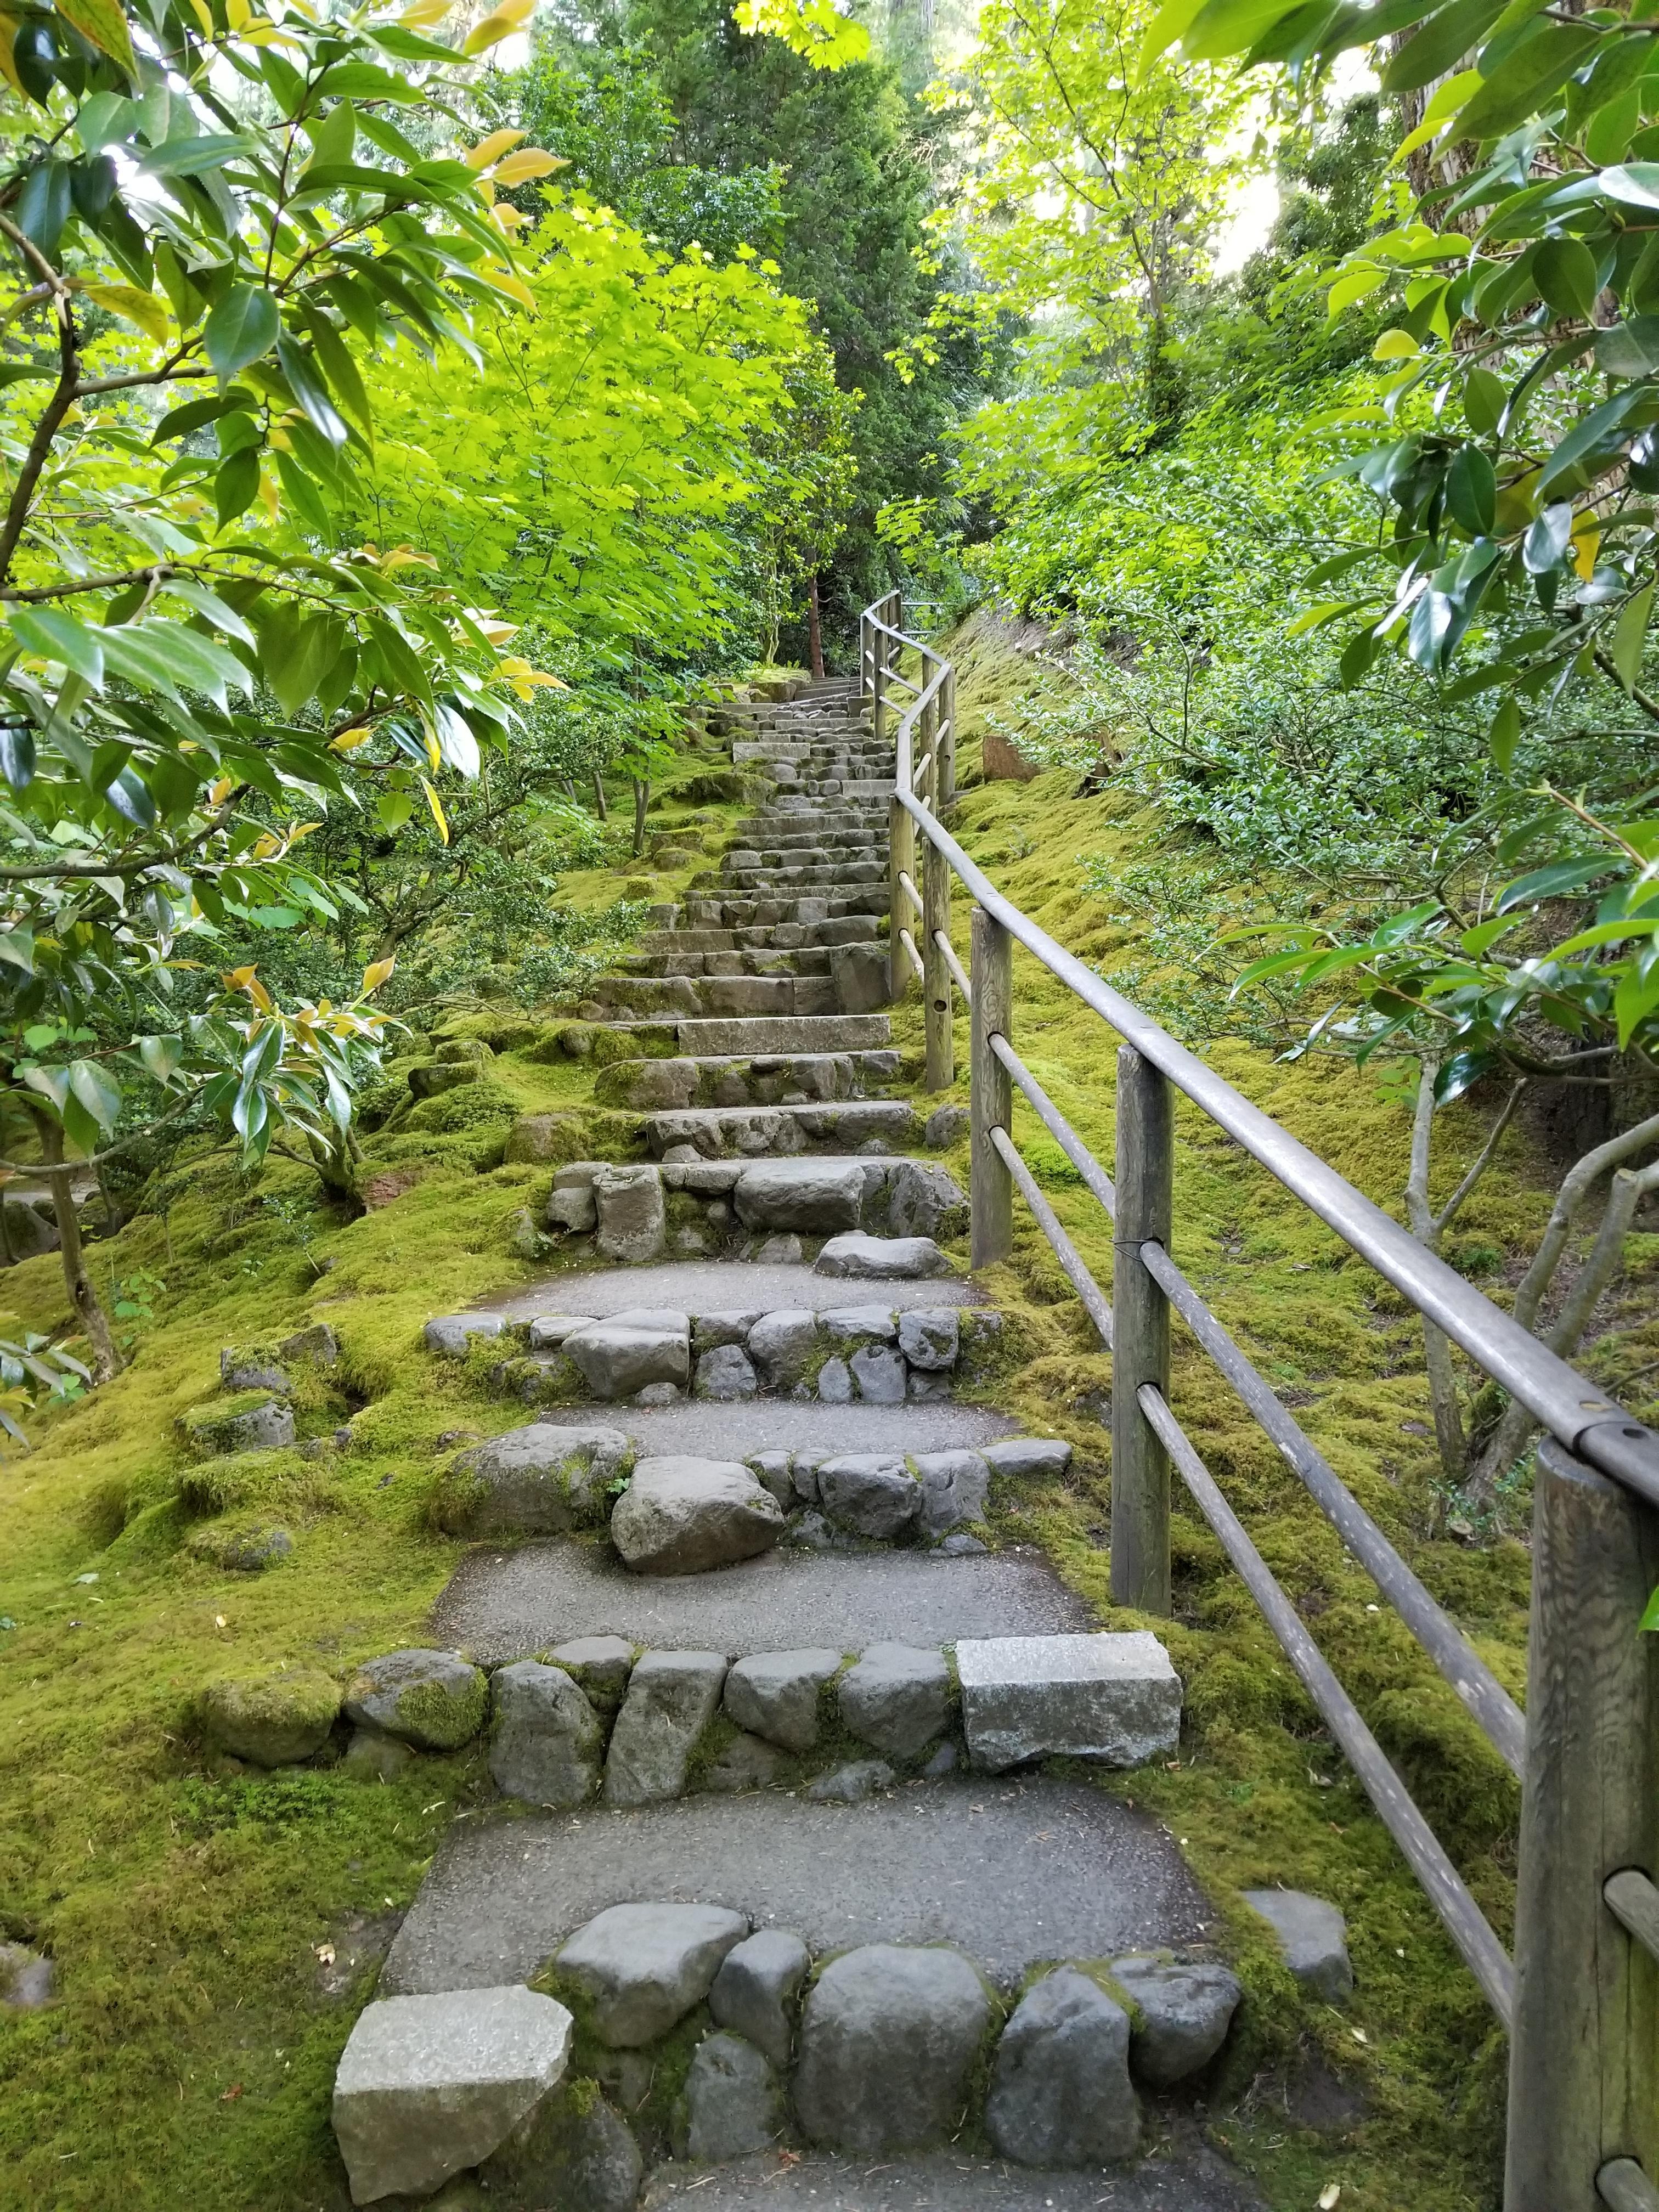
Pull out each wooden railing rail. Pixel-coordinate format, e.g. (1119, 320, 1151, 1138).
(861, 591, 1659, 2212)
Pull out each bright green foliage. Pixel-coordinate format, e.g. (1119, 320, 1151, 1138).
(923, 0, 1261, 451)
(354, 194, 815, 664)
(0, 0, 554, 1210)
(735, 0, 872, 72)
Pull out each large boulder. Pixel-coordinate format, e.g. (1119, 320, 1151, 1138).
(478, 2079, 641, 2212)
(610, 1457, 785, 1576)
(432, 1424, 634, 1538)
(198, 1665, 340, 1767)
(817, 1455, 921, 1542)
(682, 2031, 782, 2162)
(490, 1662, 603, 1808)
(955, 1632, 1181, 1772)
(885, 1160, 967, 1241)
(986, 1967, 1139, 2167)
(724, 1649, 842, 1753)
(332, 1984, 573, 2204)
(592, 1165, 665, 1263)
(555, 1902, 748, 2046)
(793, 1945, 989, 2153)
(709, 1929, 810, 2069)
(562, 1313, 689, 1401)
(838, 1644, 950, 1761)
(733, 1158, 884, 1234)
(1240, 1890, 1353, 2005)
(813, 1232, 950, 1281)
(343, 1649, 488, 1752)
(603, 1650, 728, 1805)
(1110, 1955, 1243, 2087)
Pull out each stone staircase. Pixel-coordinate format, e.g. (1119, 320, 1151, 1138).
(323, 680, 1308, 2209)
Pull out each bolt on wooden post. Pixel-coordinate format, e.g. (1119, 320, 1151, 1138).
(1111, 1043, 1172, 1615)
(1505, 1437, 1659, 2211)
(970, 906, 1012, 1269)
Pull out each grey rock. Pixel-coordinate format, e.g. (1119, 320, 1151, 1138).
(896, 1310, 959, 1372)
(819, 1305, 898, 1346)
(635, 1381, 682, 1406)
(0, 1197, 57, 1259)
(198, 1666, 340, 1767)
(478, 2080, 641, 2212)
(923, 1104, 970, 1149)
(0, 1943, 54, 2010)
(789, 1454, 823, 1508)
(555, 1901, 748, 2046)
(342, 1725, 414, 1782)
(849, 1344, 907, 1404)
(886, 1160, 966, 1241)
(184, 1396, 295, 1454)
(724, 1649, 842, 1752)
(699, 1729, 785, 1794)
(490, 1662, 603, 1809)
(830, 941, 890, 1015)
(684, 2031, 783, 2162)
(548, 1184, 599, 1233)
(980, 1437, 1073, 1480)
(344, 1649, 487, 1752)
(1241, 1890, 1353, 2005)
(804, 1759, 895, 1803)
(920, 1741, 958, 1778)
(592, 1164, 665, 1264)
(527, 1314, 597, 1350)
(692, 1308, 766, 1350)
(1110, 1955, 1243, 2087)
(603, 1650, 729, 1806)
(709, 1930, 810, 2070)
(563, 1313, 689, 1402)
(425, 1313, 507, 1359)
(839, 1643, 950, 1761)
(936, 1532, 987, 1556)
(745, 1449, 795, 1511)
(611, 1457, 785, 1576)
(986, 1967, 1139, 2167)
(694, 1344, 758, 1401)
(745, 1308, 819, 1387)
(956, 1633, 1181, 1772)
(817, 1454, 920, 1541)
(219, 1347, 290, 1395)
(734, 1158, 883, 1234)
(435, 1424, 634, 1538)
(751, 1233, 804, 1263)
(816, 1356, 852, 1403)
(814, 1233, 950, 1281)
(794, 1945, 990, 2154)
(331, 1984, 573, 2204)
(788, 1511, 835, 1551)
(911, 1451, 990, 1536)
(547, 1635, 634, 1718)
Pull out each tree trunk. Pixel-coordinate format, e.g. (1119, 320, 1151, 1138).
(632, 777, 648, 860)
(307, 1122, 366, 1216)
(807, 573, 825, 681)
(590, 771, 608, 822)
(40, 1126, 117, 1383)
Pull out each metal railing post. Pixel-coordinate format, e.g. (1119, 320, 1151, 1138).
(923, 823, 952, 1091)
(970, 905, 1013, 1268)
(1111, 1043, 1172, 1614)
(1506, 1437, 1659, 2211)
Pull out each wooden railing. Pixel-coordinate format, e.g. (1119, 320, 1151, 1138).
(860, 589, 1659, 2212)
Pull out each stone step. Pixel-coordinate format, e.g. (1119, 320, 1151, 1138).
(641, 1098, 919, 1160)
(639, 917, 879, 955)
(492, 1257, 978, 1324)
(678, 893, 886, 927)
(675, 1015, 893, 1054)
(588, 975, 847, 1021)
(381, 1776, 1212, 2003)
(592, 1050, 902, 1112)
(618, 950, 841, 982)
(641, 2146, 1266, 2210)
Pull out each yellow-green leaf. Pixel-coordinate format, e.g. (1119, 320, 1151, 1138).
(1610, 580, 1654, 692)
(420, 775, 449, 844)
(79, 282, 169, 345)
(1373, 328, 1419, 360)
(53, 0, 136, 75)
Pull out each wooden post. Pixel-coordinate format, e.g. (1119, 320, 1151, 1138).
(872, 635, 886, 752)
(939, 665, 957, 811)
(923, 826, 952, 1091)
(1111, 1044, 1172, 1614)
(1505, 1437, 1659, 2211)
(970, 905, 1012, 1269)
(887, 790, 912, 1001)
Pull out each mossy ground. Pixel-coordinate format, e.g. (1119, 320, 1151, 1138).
(0, 635, 1632, 2209)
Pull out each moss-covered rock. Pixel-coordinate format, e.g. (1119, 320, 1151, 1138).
(407, 1060, 481, 1099)
(503, 1111, 588, 1165)
(404, 1081, 521, 1137)
(198, 1664, 340, 1765)
(176, 1391, 295, 1457)
(342, 1647, 488, 1750)
(183, 1518, 294, 1573)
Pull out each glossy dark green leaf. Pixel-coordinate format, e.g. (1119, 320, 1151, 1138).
(1534, 234, 1600, 320)
(1383, 0, 1509, 91)
(205, 284, 278, 377)
(1452, 22, 1602, 142)
(1447, 445, 1497, 535)
(214, 445, 261, 528)
(1597, 317, 1659, 377)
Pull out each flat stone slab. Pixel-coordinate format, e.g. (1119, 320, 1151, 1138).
(561, 1398, 1018, 1459)
(381, 1777, 1216, 1997)
(957, 1633, 1183, 1771)
(433, 1540, 1091, 1664)
(490, 1260, 979, 1323)
(639, 2141, 1266, 2209)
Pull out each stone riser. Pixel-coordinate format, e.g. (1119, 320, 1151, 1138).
(589, 977, 849, 1020)
(592, 1051, 901, 1113)
(678, 895, 886, 928)
(640, 916, 879, 953)
(619, 948, 860, 982)
(641, 1099, 919, 1160)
